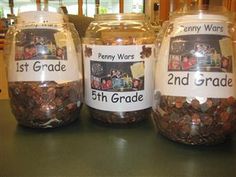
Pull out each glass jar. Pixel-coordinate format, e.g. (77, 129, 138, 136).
(153, 4, 236, 145)
(4, 11, 83, 128)
(83, 13, 156, 125)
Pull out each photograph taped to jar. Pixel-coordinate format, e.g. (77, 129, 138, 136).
(83, 14, 156, 125)
(6, 18, 83, 128)
(153, 15, 236, 145)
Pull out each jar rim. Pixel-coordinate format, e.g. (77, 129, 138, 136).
(17, 11, 66, 24)
(170, 6, 233, 21)
(171, 14, 230, 22)
(94, 13, 146, 21)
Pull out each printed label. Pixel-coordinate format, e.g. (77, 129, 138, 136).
(8, 27, 81, 82)
(155, 21, 236, 98)
(83, 44, 155, 112)
(173, 22, 229, 36)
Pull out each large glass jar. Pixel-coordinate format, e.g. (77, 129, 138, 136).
(4, 11, 83, 128)
(83, 14, 156, 125)
(152, 5, 236, 145)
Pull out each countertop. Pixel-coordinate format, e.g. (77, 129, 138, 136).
(0, 99, 236, 177)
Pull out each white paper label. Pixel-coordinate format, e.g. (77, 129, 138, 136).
(173, 22, 229, 36)
(83, 44, 155, 112)
(8, 27, 81, 83)
(155, 21, 236, 98)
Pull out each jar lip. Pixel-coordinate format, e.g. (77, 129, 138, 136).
(172, 14, 230, 22)
(170, 6, 233, 21)
(94, 13, 146, 21)
(17, 11, 66, 24)
(14, 22, 73, 28)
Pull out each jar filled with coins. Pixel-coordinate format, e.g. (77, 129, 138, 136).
(153, 3, 236, 145)
(4, 10, 83, 128)
(83, 13, 156, 124)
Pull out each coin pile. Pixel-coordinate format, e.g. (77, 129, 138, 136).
(90, 107, 151, 124)
(8, 81, 82, 128)
(152, 95, 236, 145)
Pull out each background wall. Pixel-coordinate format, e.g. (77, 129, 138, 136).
(0, 51, 8, 99)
